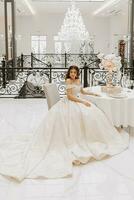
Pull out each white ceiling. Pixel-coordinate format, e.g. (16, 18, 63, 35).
(30, 2, 103, 14)
(0, 0, 129, 16)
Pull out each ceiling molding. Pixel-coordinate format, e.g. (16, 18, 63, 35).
(24, 0, 36, 15)
(93, 0, 128, 16)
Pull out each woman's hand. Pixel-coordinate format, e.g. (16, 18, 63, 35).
(88, 92, 101, 97)
(81, 88, 101, 97)
(83, 101, 91, 107)
(92, 93, 101, 97)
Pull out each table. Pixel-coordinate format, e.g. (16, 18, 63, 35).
(82, 86, 134, 129)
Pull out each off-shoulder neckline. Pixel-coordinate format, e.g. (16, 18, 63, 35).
(66, 83, 81, 86)
(66, 79, 80, 85)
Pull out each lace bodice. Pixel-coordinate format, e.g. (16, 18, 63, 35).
(66, 83, 81, 97)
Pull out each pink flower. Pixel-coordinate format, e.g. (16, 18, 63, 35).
(103, 60, 115, 72)
(98, 53, 121, 72)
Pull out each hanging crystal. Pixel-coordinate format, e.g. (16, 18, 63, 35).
(58, 3, 89, 41)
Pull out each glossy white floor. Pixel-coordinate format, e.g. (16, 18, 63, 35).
(0, 99, 134, 200)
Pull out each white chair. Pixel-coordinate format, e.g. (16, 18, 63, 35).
(43, 83, 60, 109)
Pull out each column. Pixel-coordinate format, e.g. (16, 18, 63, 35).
(4, 0, 16, 78)
(128, 0, 134, 80)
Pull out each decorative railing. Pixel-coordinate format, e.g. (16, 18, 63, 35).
(0, 65, 84, 97)
(0, 54, 133, 98)
(17, 53, 100, 69)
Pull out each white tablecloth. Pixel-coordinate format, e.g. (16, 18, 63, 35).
(82, 86, 134, 128)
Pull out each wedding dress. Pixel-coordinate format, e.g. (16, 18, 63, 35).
(0, 83, 129, 181)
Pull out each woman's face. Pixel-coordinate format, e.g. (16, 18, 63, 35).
(69, 68, 77, 80)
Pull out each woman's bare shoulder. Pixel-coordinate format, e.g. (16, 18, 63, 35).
(65, 79, 72, 84)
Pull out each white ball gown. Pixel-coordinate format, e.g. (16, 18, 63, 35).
(0, 83, 129, 181)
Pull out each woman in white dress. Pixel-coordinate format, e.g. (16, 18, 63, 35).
(0, 65, 129, 182)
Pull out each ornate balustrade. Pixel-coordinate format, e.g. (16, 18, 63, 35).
(0, 54, 132, 98)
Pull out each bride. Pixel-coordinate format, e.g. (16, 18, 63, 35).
(0, 65, 129, 181)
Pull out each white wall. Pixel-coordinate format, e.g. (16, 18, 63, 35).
(82, 14, 111, 54)
(0, 12, 129, 57)
(109, 12, 129, 56)
(15, 13, 111, 55)
(16, 13, 63, 55)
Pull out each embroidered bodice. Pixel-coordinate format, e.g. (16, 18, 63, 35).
(66, 83, 81, 97)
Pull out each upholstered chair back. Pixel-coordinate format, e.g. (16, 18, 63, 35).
(43, 83, 60, 109)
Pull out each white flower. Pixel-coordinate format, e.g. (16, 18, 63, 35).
(98, 53, 121, 72)
(104, 54, 115, 60)
(99, 63, 104, 70)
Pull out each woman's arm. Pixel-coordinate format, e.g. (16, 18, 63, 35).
(81, 87, 100, 96)
(67, 89, 91, 107)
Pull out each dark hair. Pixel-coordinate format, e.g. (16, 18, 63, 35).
(65, 65, 79, 80)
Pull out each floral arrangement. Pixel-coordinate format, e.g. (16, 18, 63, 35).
(97, 53, 122, 73)
(97, 53, 122, 89)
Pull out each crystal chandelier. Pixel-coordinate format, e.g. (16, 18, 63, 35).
(58, 3, 89, 41)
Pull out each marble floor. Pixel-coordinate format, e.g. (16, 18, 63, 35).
(0, 99, 134, 200)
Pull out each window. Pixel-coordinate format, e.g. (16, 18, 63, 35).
(54, 36, 71, 53)
(31, 35, 46, 55)
(54, 36, 62, 54)
(53, 36, 62, 66)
